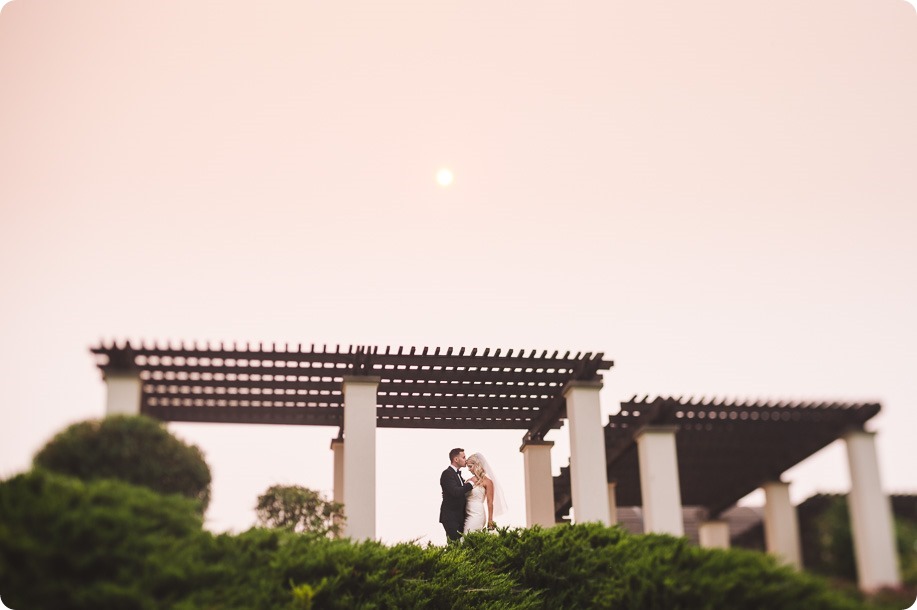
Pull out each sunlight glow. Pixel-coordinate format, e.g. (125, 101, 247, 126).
(436, 168, 454, 187)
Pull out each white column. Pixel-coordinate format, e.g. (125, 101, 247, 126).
(342, 376, 379, 541)
(607, 481, 618, 525)
(329, 436, 345, 537)
(520, 440, 556, 527)
(104, 371, 142, 416)
(762, 481, 801, 569)
(844, 430, 901, 592)
(330, 437, 344, 505)
(564, 380, 610, 525)
(635, 426, 684, 536)
(698, 520, 730, 549)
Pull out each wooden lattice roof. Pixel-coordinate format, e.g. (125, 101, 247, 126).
(553, 396, 881, 520)
(92, 340, 612, 434)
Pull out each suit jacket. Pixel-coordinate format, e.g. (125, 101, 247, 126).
(439, 466, 472, 524)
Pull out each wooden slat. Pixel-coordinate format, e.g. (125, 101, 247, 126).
(144, 389, 343, 402)
(143, 379, 343, 392)
(140, 364, 347, 376)
(95, 344, 613, 374)
(377, 394, 552, 409)
(140, 363, 574, 385)
(142, 404, 341, 426)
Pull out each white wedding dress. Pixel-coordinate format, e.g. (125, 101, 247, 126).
(463, 484, 487, 532)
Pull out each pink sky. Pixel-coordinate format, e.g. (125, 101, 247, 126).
(1, 0, 915, 544)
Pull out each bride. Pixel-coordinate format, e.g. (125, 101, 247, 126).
(463, 452, 508, 532)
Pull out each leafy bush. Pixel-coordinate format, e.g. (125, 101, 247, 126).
(33, 415, 212, 510)
(1, 469, 894, 609)
(458, 525, 865, 610)
(172, 529, 540, 609)
(0, 469, 206, 610)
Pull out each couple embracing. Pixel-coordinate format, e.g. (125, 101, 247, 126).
(439, 447, 507, 541)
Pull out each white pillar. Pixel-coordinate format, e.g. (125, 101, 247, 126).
(330, 436, 345, 537)
(341, 376, 379, 541)
(698, 520, 730, 549)
(762, 481, 801, 569)
(564, 380, 610, 525)
(330, 437, 344, 505)
(104, 371, 142, 416)
(843, 430, 901, 592)
(635, 426, 684, 536)
(520, 440, 556, 527)
(607, 481, 618, 525)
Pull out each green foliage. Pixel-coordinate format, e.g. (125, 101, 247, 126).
(33, 415, 212, 510)
(457, 524, 864, 610)
(170, 528, 539, 609)
(810, 496, 917, 588)
(0, 469, 206, 610)
(810, 496, 859, 581)
(255, 484, 345, 536)
(897, 518, 917, 587)
(290, 581, 315, 609)
(1, 470, 893, 609)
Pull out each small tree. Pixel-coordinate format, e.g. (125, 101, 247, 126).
(255, 484, 344, 537)
(33, 415, 212, 511)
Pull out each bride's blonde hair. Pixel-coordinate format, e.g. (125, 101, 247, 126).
(466, 454, 487, 486)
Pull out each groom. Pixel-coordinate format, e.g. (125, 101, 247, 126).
(439, 447, 473, 541)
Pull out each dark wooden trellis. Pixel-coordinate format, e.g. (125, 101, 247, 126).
(92, 340, 612, 438)
(553, 396, 881, 521)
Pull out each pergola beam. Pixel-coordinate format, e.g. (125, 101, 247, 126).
(93, 341, 612, 431)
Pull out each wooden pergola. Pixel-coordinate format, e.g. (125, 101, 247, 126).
(92, 340, 612, 439)
(553, 395, 881, 520)
(548, 395, 898, 592)
(90, 339, 900, 592)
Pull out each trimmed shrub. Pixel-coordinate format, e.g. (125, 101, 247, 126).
(172, 529, 540, 609)
(33, 415, 212, 510)
(458, 524, 865, 610)
(0, 470, 206, 610)
(1, 470, 894, 609)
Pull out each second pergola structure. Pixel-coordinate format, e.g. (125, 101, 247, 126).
(92, 341, 900, 592)
(552, 396, 900, 592)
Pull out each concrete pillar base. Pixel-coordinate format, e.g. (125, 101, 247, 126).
(762, 481, 801, 569)
(607, 482, 618, 525)
(342, 377, 380, 541)
(698, 520, 730, 549)
(104, 372, 142, 416)
(520, 440, 556, 527)
(330, 437, 344, 505)
(844, 430, 901, 592)
(635, 426, 684, 536)
(564, 381, 611, 525)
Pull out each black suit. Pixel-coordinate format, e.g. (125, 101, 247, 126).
(439, 466, 472, 541)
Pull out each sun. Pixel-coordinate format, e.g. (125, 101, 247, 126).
(435, 168, 454, 187)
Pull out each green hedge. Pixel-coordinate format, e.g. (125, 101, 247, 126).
(33, 415, 212, 510)
(0, 470, 204, 609)
(1, 470, 907, 609)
